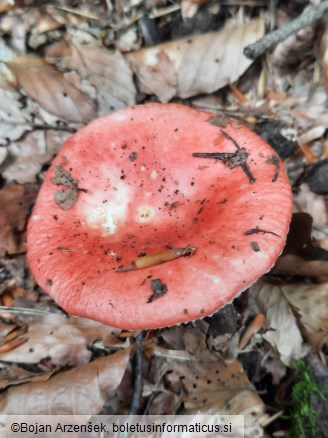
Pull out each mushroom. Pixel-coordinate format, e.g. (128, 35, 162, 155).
(27, 104, 292, 330)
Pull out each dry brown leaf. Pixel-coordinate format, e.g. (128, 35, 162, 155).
(274, 254, 328, 278)
(0, 89, 33, 145)
(0, 184, 38, 256)
(250, 281, 309, 365)
(153, 328, 268, 434)
(282, 283, 328, 333)
(0, 363, 54, 391)
(0, 314, 122, 367)
(126, 18, 265, 102)
(46, 31, 136, 116)
(0, 347, 131, 414)
(143, 382, 181, 414)
(7, 56, 96, 123)
(2, 130, 71, 184)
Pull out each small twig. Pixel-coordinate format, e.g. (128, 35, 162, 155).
(32, 124, 77, 134)
(244, 1, 328, 60)
(129, 331, 146, 415)
(245, 227, 281, 237)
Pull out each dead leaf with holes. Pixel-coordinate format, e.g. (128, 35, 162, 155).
(0, 184, 38, 257)
(150, 327, 268, 436)
(0, 347, 131, 414)
(0, 313, 123, 367)
(126, 18, 264, 102)
(45, 30, 136, 116)
(7, 56, 96, 123)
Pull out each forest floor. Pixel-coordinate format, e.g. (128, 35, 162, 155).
(0, 1, 327, 437)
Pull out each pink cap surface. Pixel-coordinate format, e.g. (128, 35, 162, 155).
(27, 104, 292, 329)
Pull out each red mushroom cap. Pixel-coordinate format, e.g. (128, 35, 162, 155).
(27, 104, 292, 329)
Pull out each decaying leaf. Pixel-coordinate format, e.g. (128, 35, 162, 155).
(46, 32, 136, 116)
(0, 347, 131, 414)
(2, 130, 71, 184)
(282, 282, 328, 333)
(0, 363, 54, 391)
(0, 184, 38, 256)
(0, 314, 122, 367)
(126, 18, 265, 102)
(0, 89, 32, 145)
(51, 165, 87, 210)
(7, 56, 96, 123)
(150, 327, 268, 435)
(250, 281, 309, 366)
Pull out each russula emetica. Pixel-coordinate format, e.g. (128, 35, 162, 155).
(27, 104, 292, 329)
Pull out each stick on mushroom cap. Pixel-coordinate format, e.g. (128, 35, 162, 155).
(27, 104, 292, 329)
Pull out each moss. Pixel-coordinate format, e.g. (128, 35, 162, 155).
(286, 359, 326, 438)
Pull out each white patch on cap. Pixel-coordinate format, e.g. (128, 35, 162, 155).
(84, 182, 131, 234)
(140, 165, 146, 172)
(32, 215, 39, 220)
(135, 205, 156, 223)
(111, 112, 127, 122)
(150, 170, 158, 179)
(102, 212, 117, 234)
(203, 272, 223, 285)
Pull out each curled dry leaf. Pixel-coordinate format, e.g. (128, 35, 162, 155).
(282, 283, 328, 333)
(126, 18, 265, 102)
(0, 314, 122, 367)
(250, 281, 308, 366)
(0, 347, 131, 414)
(256, 282, 328, 353)
(7, 56, 96, 123)
(0, 363, 54, 391)
(0, 184, 38, 257)
(46, 32, 136, 116)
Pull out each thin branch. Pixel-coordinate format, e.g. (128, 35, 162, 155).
(32, 124, 77, 133)
(244, 1, 328, 60)
(128, 330, 146, 415)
